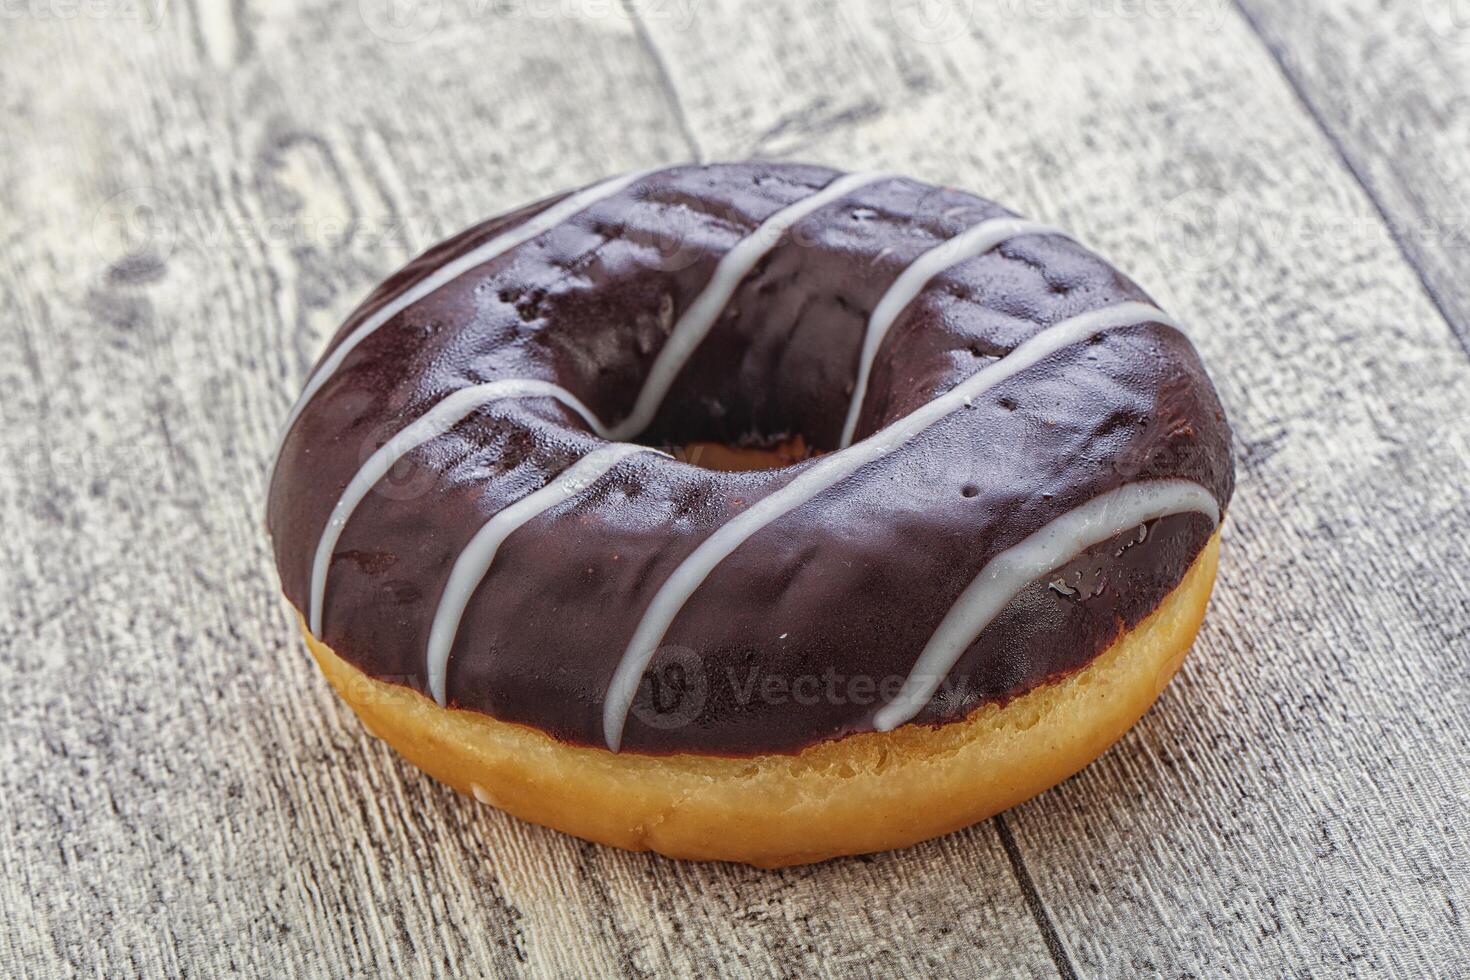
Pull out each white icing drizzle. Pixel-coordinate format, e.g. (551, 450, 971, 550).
(871, 479, 1220, 732)
(424, 442, 652, 705)
(274, 168, 655, 472)
(837, 217, 1070, 448)
(307, 378, 612, 636)
(600, 300, 1182, 751)
(605, 171, 892, 441)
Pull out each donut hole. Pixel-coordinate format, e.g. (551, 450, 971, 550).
(612, 340, 835, 469)
(620, 338, 855, 460)
(671, 433, 820, 472)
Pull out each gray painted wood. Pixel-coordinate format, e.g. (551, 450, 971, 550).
(1233, 0, 1470, 357)
(1, 1, 1466, 977)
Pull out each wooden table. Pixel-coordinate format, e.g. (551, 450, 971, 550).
(3, 1, 1467, 976)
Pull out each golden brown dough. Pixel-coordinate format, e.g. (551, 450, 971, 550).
(302, 532, 1220, 867)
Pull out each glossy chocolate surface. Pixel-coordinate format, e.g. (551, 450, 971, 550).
(267, 163, 1233, 755)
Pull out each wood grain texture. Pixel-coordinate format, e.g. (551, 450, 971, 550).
(1, 0, 1466, 977)
(1233, 0, 1470, 357)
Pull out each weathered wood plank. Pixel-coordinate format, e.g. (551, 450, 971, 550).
(1233, 0, 1470, 356)
(625, 1, 1470, 976)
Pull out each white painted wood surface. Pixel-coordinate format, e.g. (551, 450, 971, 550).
(1, 0, 1466, 976)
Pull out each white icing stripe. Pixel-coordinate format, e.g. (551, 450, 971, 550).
(308, 379, 612, 636)
(837, 217, 1070, 448)
(600, 299, 1181, 751)
(275, 168, 654, 469)
(606, 171, 892, 441)
(871, 479, 1220, 732)
(425, 442, 651, 705)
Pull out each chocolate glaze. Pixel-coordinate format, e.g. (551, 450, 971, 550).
(267, 163, 1234, 756)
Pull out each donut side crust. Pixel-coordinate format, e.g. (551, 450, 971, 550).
(302, 531, 1220, 867)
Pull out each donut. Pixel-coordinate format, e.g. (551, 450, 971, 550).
(267, 163, 1233, 867)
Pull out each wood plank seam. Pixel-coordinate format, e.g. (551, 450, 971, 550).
(619, 0, 705, 163)
(1228, 0, 1470, 362)
(995, 814, 1081, 980)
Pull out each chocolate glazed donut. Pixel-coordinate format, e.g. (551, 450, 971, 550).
(268, 163, 1233, 863)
